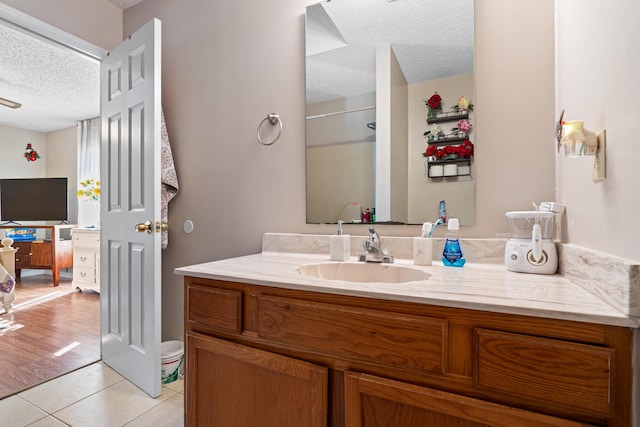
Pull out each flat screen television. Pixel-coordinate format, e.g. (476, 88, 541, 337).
(0, 178, 68, 223)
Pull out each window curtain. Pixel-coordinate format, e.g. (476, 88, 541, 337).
(77, 118, 100, 227)
(77, 118, 100, 183)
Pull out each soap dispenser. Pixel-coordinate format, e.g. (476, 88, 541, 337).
(330, 221, 350, 261)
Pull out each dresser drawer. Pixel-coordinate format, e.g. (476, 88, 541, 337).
(257, 295, 447, 374)
(187, 284, 242, 334)
(74, 250, 96, 268)
(473, 328, 613, 417)
(73, 231, 100, 249)
(73, 267, 96, 283)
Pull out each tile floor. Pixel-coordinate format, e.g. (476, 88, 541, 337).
(0, 362, 184, 426)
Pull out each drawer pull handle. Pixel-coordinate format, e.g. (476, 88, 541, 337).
(80, 256, 87, 262)
(80, 272, 87, 277)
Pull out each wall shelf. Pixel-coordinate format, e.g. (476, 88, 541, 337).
(428, 158, 472, 165)
(426, 111, 469, 124)
(427, 136, 470, 146)
(424, 109, 473, 179)
(426, 158, 472, 178)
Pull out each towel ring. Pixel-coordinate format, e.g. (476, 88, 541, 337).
(257, 113, 283, 146)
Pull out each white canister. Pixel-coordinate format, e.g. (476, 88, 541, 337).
(413, 237, 433, 266)
(444, 164, 458, 176)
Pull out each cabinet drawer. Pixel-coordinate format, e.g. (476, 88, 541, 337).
(187, 284, 242, 334)
(473, 328, 613, 417)
(74, 250, 96, 268)
(15, 254, 30, 267)
(258, 295, 446, 374)
(73, 267, 96, 283)
(73, 232, 100, 249)
(14, 243, 31, 267)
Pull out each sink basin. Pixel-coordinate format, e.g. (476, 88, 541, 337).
(296, 262, 430, 284)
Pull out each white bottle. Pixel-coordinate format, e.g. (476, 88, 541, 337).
(330, 221, 350, 261)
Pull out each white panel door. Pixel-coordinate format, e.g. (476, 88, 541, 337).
(100, 18, 162, 398)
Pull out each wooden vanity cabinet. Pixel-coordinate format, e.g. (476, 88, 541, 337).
(184, 277, 633, 427)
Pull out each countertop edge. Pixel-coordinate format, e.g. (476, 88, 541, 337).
(175, 253, 640, 329)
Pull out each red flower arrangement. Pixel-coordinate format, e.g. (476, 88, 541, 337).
(423, 140, 474, 160)
(426, 93, 442, 109)
(423, 92, 443, 119)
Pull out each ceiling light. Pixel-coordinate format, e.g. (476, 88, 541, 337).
(0, 97, 21, 109)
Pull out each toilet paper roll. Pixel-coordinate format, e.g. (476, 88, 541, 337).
(457, 165, 470, 175)
(444, 164, 458, 176)
(429, 165, 444, 177)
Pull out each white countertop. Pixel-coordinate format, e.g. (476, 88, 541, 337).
(175, 251, 639, 328)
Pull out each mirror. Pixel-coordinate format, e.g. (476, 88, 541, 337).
(305, 0, 474, 225)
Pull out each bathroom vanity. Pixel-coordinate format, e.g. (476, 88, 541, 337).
(176, 234, 638, 427)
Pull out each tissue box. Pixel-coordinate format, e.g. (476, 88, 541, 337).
(5, 227, 36, 242)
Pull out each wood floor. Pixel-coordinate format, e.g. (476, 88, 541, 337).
(0, 274, 100, 399)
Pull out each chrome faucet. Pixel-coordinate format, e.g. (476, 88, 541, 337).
(358, 227, 394, 263)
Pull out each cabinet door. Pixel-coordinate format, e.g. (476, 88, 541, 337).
(344, 372, 592, 427)
(14, 242, 31, 267)
(30, 241, 53, 266)
(186, 332, 328, 427)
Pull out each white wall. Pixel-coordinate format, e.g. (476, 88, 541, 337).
(556, 0, 640, 262)
(0, 126, 47, 177)
(46, 126, 78, 224)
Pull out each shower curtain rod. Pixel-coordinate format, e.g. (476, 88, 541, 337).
(306, 105, 375, 120)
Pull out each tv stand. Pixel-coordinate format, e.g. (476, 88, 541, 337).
(0, 224, 75, 287)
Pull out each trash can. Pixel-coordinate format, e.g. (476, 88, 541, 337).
(161, 340, 184, 384)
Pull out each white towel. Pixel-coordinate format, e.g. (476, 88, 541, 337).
(0, 262, 15, 294)
(161, 110, 179, 249)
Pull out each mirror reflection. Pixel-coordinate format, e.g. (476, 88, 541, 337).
(305, 0, 474, 225)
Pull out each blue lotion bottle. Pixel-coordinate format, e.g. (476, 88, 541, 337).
(442, 218, 466, 267)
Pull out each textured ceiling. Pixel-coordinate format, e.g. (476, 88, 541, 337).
(0, 0, 144, 133)
(105, 0, 145, 10)
(306, 0, 474, 104)
(0, 23, 99, 133)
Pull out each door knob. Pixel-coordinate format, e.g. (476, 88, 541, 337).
(155, 222, 169, 232)
(135, 220, 153, 233)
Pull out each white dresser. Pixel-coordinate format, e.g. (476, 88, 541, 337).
(72, 228, 100, 293)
